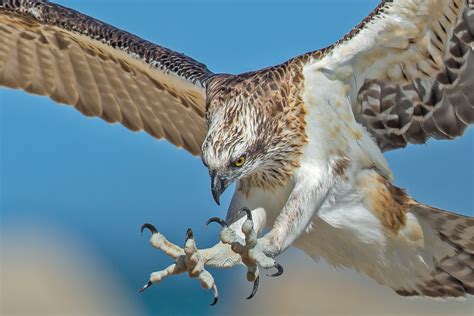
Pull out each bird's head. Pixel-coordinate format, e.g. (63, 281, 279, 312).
(200, 72, 306, 205)
(201, 103, 271, 205)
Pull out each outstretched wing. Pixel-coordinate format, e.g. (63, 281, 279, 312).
(312, 0, 473, 151)
(0, 0, 213, 155)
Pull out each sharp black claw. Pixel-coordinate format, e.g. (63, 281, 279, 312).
(246, 275, 259, 300)
(239, 207, 252, 220)
(210, 284, 219, 306)
(205, 217, 228, 228)
(185, 228, 194, 241)
(141, 223, 158, 235)
(138, 281, 153, 293)
(267, 262, 284, 277)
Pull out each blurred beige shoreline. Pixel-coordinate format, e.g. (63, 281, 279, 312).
(0, 222, 145, 316)
(1, 222, 473, 316)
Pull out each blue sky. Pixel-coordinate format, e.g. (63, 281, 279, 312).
(1, 1, 473, 315)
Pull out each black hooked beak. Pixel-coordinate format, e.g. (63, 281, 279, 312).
(211, 171, 231, 206)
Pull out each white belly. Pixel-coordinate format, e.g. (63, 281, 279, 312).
(292, 200, 448, 291)
(294, 201, 386, 273)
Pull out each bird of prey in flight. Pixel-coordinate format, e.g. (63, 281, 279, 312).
(1, 0, 473, 305)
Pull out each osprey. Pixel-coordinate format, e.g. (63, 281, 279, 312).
(1, 0, 473, 304)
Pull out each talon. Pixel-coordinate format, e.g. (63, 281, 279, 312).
(141, 223, 157, 235)
(138, 281, 153, 293)
(246, 275, 259, 300)
(239, 207, 252, 220)
(185, 228, 194, 241)
(267, 262, 284, 277)
(210, 284, 219, 306)
(206, 217, 228, 228)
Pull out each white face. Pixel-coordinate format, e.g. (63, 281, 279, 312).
(200, 105, 270, 204)
(201, 107, 262, 181)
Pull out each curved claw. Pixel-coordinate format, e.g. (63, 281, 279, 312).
(246, 275, 259, 300)
(210, 284, 219, 306)
(138, 281, 153, 293)
(239, 207, 252, 220)
(205, 217, 228, 228)
(267, 262, 284, 277)
(185, 228, 194, 241)
(141, 223, 158, 235)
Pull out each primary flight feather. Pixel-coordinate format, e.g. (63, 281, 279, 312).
(1, 0, 473, 302)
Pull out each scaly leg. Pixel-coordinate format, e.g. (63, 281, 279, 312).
(139, 221, 260, 305)
(208, 169, 330, 285)
(207, 208, 284, 281)
(206, 208, 283, 301)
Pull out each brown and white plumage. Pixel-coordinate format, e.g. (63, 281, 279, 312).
(1, 0, 473, 300)
(345, 0, 474, 151)
(0, 0, 211, 154)
(398, 205, 474, 297)
(296, 0, 474, 297)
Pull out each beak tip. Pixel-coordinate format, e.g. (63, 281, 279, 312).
(212, 194, 220, 206)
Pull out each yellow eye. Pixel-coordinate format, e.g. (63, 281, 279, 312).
(232, 156, 246, 168)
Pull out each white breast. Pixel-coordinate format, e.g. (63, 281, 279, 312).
(291, 60, 437, 290)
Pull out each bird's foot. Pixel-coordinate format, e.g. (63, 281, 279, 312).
(139, 224, 219, 306)
(206, 208, 283, 299)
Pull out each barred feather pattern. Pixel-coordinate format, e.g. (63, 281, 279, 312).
(0, 0, 211, 155)
(355, 1, 474, 151)
(397, 205, 474, 297)
(0, 0, 212, 84)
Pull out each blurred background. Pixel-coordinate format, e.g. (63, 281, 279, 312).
(1, 0, 473, 315)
